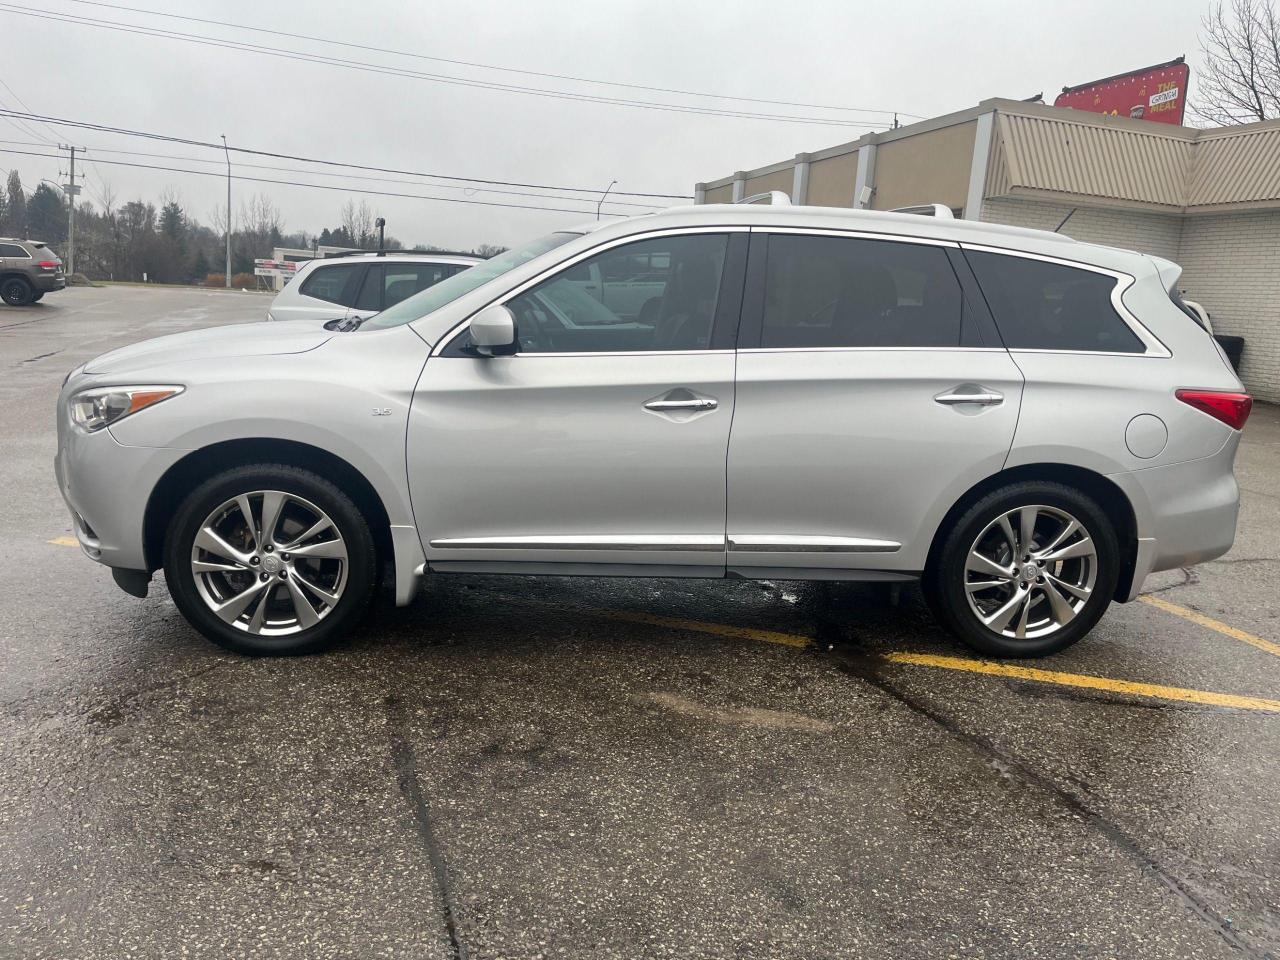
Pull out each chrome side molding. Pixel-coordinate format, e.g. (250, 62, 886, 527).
(728, 535, 901, 553)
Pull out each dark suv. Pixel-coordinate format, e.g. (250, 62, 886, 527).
(0, 238, 65, 305)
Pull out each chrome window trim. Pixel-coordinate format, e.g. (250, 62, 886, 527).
(429, 534, 725, 552)
(433, 226, 749, 357)
(749, 225, 960, 248)
(507, 349, 734, 359)
(728, 534, 901, 553)
(959, 242, 1172, 358)
(736, 346, 1005, 355)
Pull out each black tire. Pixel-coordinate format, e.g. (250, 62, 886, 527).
(30, 291, 44, 302)
(163, 463, 377, 656)
(924, 481, 1119, 658)
(1, 277, 33, 306)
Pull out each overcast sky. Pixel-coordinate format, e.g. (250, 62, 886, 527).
(1, 0, 1214, 250)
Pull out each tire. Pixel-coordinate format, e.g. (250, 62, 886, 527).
(30, 292, 44, 302)
(924, 481, 1119, 658)
(163, 464, 377, 655)
(1, 277, 33, 306)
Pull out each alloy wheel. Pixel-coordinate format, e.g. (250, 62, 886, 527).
(963, 504, 1097, 641)
(189, 490, 348, 636)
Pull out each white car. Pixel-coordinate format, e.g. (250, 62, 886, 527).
(266, 251, 480, 324)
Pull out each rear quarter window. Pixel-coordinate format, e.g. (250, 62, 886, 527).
(965, 250, 1145, 353)
(299, 263, 363, 305)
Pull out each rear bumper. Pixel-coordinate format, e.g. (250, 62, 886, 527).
(33, 274, 66, 292)
(1110, 432, 1241, 600)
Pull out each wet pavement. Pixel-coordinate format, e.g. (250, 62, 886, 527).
(1, 286, 1278, 959)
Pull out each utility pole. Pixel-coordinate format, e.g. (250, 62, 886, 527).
(221, 134, 231, 287)
(57, 144, 85, 275)
(375, 216, 385, 254)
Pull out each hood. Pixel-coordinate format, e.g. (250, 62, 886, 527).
(83, 319, 334, 375)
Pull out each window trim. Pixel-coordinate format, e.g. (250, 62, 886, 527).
(959, 243, 1171, 358)
(736, 227, 986, 352)
(0, 243, 33, 259)
(433, 226, 749, 358)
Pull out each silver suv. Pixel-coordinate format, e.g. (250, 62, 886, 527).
(266, 251, 480, 324)
(55, 202, 1251, 657)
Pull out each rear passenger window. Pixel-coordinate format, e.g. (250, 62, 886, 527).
(966, 251, 1144, 353)
(0, 243, 29, 258)
(760, 235, 964, 348)
(300, 263, 363, 305)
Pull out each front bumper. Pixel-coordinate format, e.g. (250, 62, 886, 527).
(55, 422, 186, 571)
(1110, 431, 1241, 600)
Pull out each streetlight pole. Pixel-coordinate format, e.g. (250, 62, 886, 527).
(596, 179, 618, 220)
(221, 134, 232, 287)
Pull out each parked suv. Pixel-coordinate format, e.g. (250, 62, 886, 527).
(56, 202, 1251, 658)
(0, 238, 65, 305)
(266, 251, 480, 324)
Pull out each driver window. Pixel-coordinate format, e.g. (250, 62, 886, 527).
(504, 234, 728, 354)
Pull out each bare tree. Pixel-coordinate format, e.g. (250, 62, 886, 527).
(1194, 0, 1280, 123)
(340, 198, 374, 247)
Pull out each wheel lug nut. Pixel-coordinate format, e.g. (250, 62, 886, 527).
(250, 556, 260, 565)
(279, 570, 288, 579)
(281, 553, 290, 561)
(259, 572, 269, 582)
(264, 544, 273, 553)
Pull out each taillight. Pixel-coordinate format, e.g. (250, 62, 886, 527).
(1176, 389, 1253, 430)
(38, 261, 59, 269)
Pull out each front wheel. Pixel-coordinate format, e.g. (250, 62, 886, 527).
(925, 481, 1120, 657)
(163, 464, 377, 655)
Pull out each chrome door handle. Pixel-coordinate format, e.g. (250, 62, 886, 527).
(644, 397, 718, 412)
(934, 389, 1003, 406)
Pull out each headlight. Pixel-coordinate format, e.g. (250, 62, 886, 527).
(69, 385, 184, 433)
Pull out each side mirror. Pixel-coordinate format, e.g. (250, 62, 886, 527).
(467, 304, 517, 356)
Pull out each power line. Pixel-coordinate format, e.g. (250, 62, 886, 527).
(0, 5, 890, 130)
(0, 138, 665, 209)
(58, 0, 924, 119)
(0, 147, 663, 218)
(0, 107, 695, 198)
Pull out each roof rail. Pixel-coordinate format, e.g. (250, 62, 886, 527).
(322, 248, 479, 259)
(888, 203, 954, 219)
(736, 190, 791, 206)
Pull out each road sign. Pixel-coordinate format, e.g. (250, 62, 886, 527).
(253, 259, 300, 278)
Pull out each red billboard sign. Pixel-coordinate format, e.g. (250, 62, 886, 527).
(1054, 58, 1189, 125)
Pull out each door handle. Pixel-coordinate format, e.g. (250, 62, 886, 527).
(644, 397, 718, 412)
(934, 388, 1003, 406)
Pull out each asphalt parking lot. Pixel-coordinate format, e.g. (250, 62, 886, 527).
(1, 285, 1277, 959)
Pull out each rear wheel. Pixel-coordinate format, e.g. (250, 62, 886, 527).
(1, 277, 33, 306)
(30, 291, 44, 302)
(163, 464, 377, 655)
(925, 481, 1119, 657)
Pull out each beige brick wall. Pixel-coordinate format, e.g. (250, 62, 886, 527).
(982, 197, 1280, 403)
(981, 197, 1184, 260)
(1176, 211, 1280, 403)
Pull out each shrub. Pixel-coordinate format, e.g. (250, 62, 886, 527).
(230, 272, 258, 288)
(204, 273, 225, 287)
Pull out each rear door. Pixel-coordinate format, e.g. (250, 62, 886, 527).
(274, 262, 366, 322)
(725, 229, 1024, 577)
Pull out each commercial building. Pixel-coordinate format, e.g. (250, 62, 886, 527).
(696, 98, 1280, 401)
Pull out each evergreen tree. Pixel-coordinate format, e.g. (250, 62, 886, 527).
(27, 183, 66, 243)
(0, 185, 7, 235)
(191, 247, 210, 283)
(5, 170, 26, 237)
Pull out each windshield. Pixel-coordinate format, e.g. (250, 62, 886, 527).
(359, 232, 580, 331)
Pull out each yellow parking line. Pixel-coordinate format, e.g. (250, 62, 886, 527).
(47, 536, 79, 547)
(1138, 594, 1280, 659)
(600, 609, 1280, 714)
(883, 652, 1280, 714)
(602, 609, 811, 649)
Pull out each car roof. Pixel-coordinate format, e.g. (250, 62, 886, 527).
(315, 251, 482, 264)
(571, 203, 1153, 274)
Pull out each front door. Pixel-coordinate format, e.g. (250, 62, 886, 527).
(726, 230, 1024, 577)
(406, 230, 747, 575)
